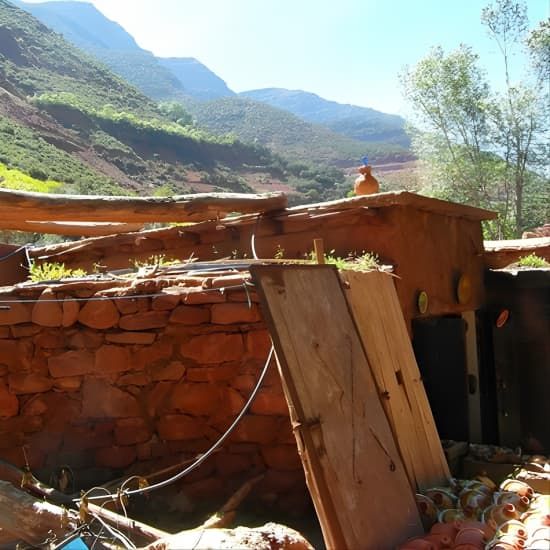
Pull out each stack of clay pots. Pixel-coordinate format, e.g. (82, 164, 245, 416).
(399, 467, 550, 549)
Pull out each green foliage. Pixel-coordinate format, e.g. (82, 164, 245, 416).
(516, 254, 550, 268)
(309, 250, 380, 271)
(0, 162, 61, 192)
(158, 101, 193, 126)
(29, 262, 87, 282)
(0, 115, 124, 194)
(401, 0, 549, 238)
(0, 0, 157, 115)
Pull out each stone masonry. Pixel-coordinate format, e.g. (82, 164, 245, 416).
(0, 270, 307, 513)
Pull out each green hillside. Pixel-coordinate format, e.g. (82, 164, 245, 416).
(242, 88, 410, 147)
(0, 0, 296, 199)
(187, 97, 410, 166)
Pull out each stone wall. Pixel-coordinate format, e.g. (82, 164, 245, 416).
(0, 271, 307, 514)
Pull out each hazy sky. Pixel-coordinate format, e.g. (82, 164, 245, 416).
(24, 0, 549, 115)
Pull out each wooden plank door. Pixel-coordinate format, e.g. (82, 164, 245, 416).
(342, 270, 450, 490)
(251, 265, 422, 550)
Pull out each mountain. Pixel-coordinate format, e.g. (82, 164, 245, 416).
(187, 97, 409, 167)
(15, 0, 232, 103)
(0, 0, 310, 206)
(158, 58, 234, 100)
(16, 0, 412, 161)
(241, 88, 410, 147)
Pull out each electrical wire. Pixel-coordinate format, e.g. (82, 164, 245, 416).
(78, 344, 274, 503)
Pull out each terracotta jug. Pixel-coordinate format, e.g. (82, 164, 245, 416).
(485, 503, 520, 528)
(354, 164, 379, 195)
(499, 479, 534, 499)
(494, 492, 530, 513)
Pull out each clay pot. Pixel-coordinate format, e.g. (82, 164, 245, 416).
(484, 503, 520, 528)
(438, 508, 465, 523)
(494, 492, 530, 513)
(485, 541, 516, 550)
(460, 489, 491, 517)
(457, 519, 495, 540)
(475, 475, 498, 491)
(424, 534, 453, 548)
(454, 527, 486, 548)
(496, 520, 528, 540)
(430, 521, 458, 540)
(353, 165, 379, 195)
(398, 537, 436, 549)
(497, 533, 526, 547)
(499, 479, 534, 499)
(425, 488, 458, 510)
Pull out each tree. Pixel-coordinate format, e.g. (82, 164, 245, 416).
(157, 101, 193, 127)
(401, 0, 549, 238)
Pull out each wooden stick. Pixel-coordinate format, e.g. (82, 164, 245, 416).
(199, 474, 264, 529)
(313, 238, 325, 264)
(0, 220, 144, 236)
(0, 189, 287, 224)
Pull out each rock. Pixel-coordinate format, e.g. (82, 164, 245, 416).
(222, 387, 246, 415)
(169, 383, 222, 415)
(81, 378, 140, 418)
(62, 298, 80, 327)
(33, 330, 65, 349)
(114, 417, 151, 446)
(53, 376, 82, 392)
(106, 332, 156, 345)
(169, 305, 210, 325)
(152, 290, 181, 311)
(246, 329, 272, 359)
(32, 288, 63, 327)
(117, 372, 150, 386)
(0, 383, 18, 418)
(95, 445, 136, 469)
(78, 299, 119, 329)
(95, 345, 131, 374)
(261, 445, 302, 471)
(68, 329, 104, 349)
(214, 452, 252, 477)
(182, 288, 226, 305)
(146, 382, 174, 417)
(186, 363, 240, 383)
(157, 414, 205, 441)
(0, 327, 10, 338)
(119, 311, 169, 331)
(48, 350, 94, 378)
(0, 302, 31, 326)
(10, 324, 41, 338)
(211, 303, 261, 325)
(250, 388, 288, 416)
(230, 415, 282, 444)
(180, 333, 244, 364)
(8, 373, 53, 394)
(151, 361, 186, 381)
(135, 339, 173, 369)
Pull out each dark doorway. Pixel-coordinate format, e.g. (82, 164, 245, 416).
(413, 316, 469, 441)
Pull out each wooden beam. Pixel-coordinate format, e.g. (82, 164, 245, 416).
(286, 190, 497, 221)
(0, 220, 145, 236)
(251, 265, 423, 550)
(0, 480, 78, 546)
(0, 189, 287, 224)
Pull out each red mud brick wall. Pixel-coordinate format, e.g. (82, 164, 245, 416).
(0, 277, 307, 512)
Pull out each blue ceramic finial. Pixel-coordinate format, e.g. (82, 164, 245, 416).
(361, 156, 369, 166)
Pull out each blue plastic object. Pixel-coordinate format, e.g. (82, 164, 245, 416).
(60, 537, 88, 550)
(361, 155, 369, 166)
